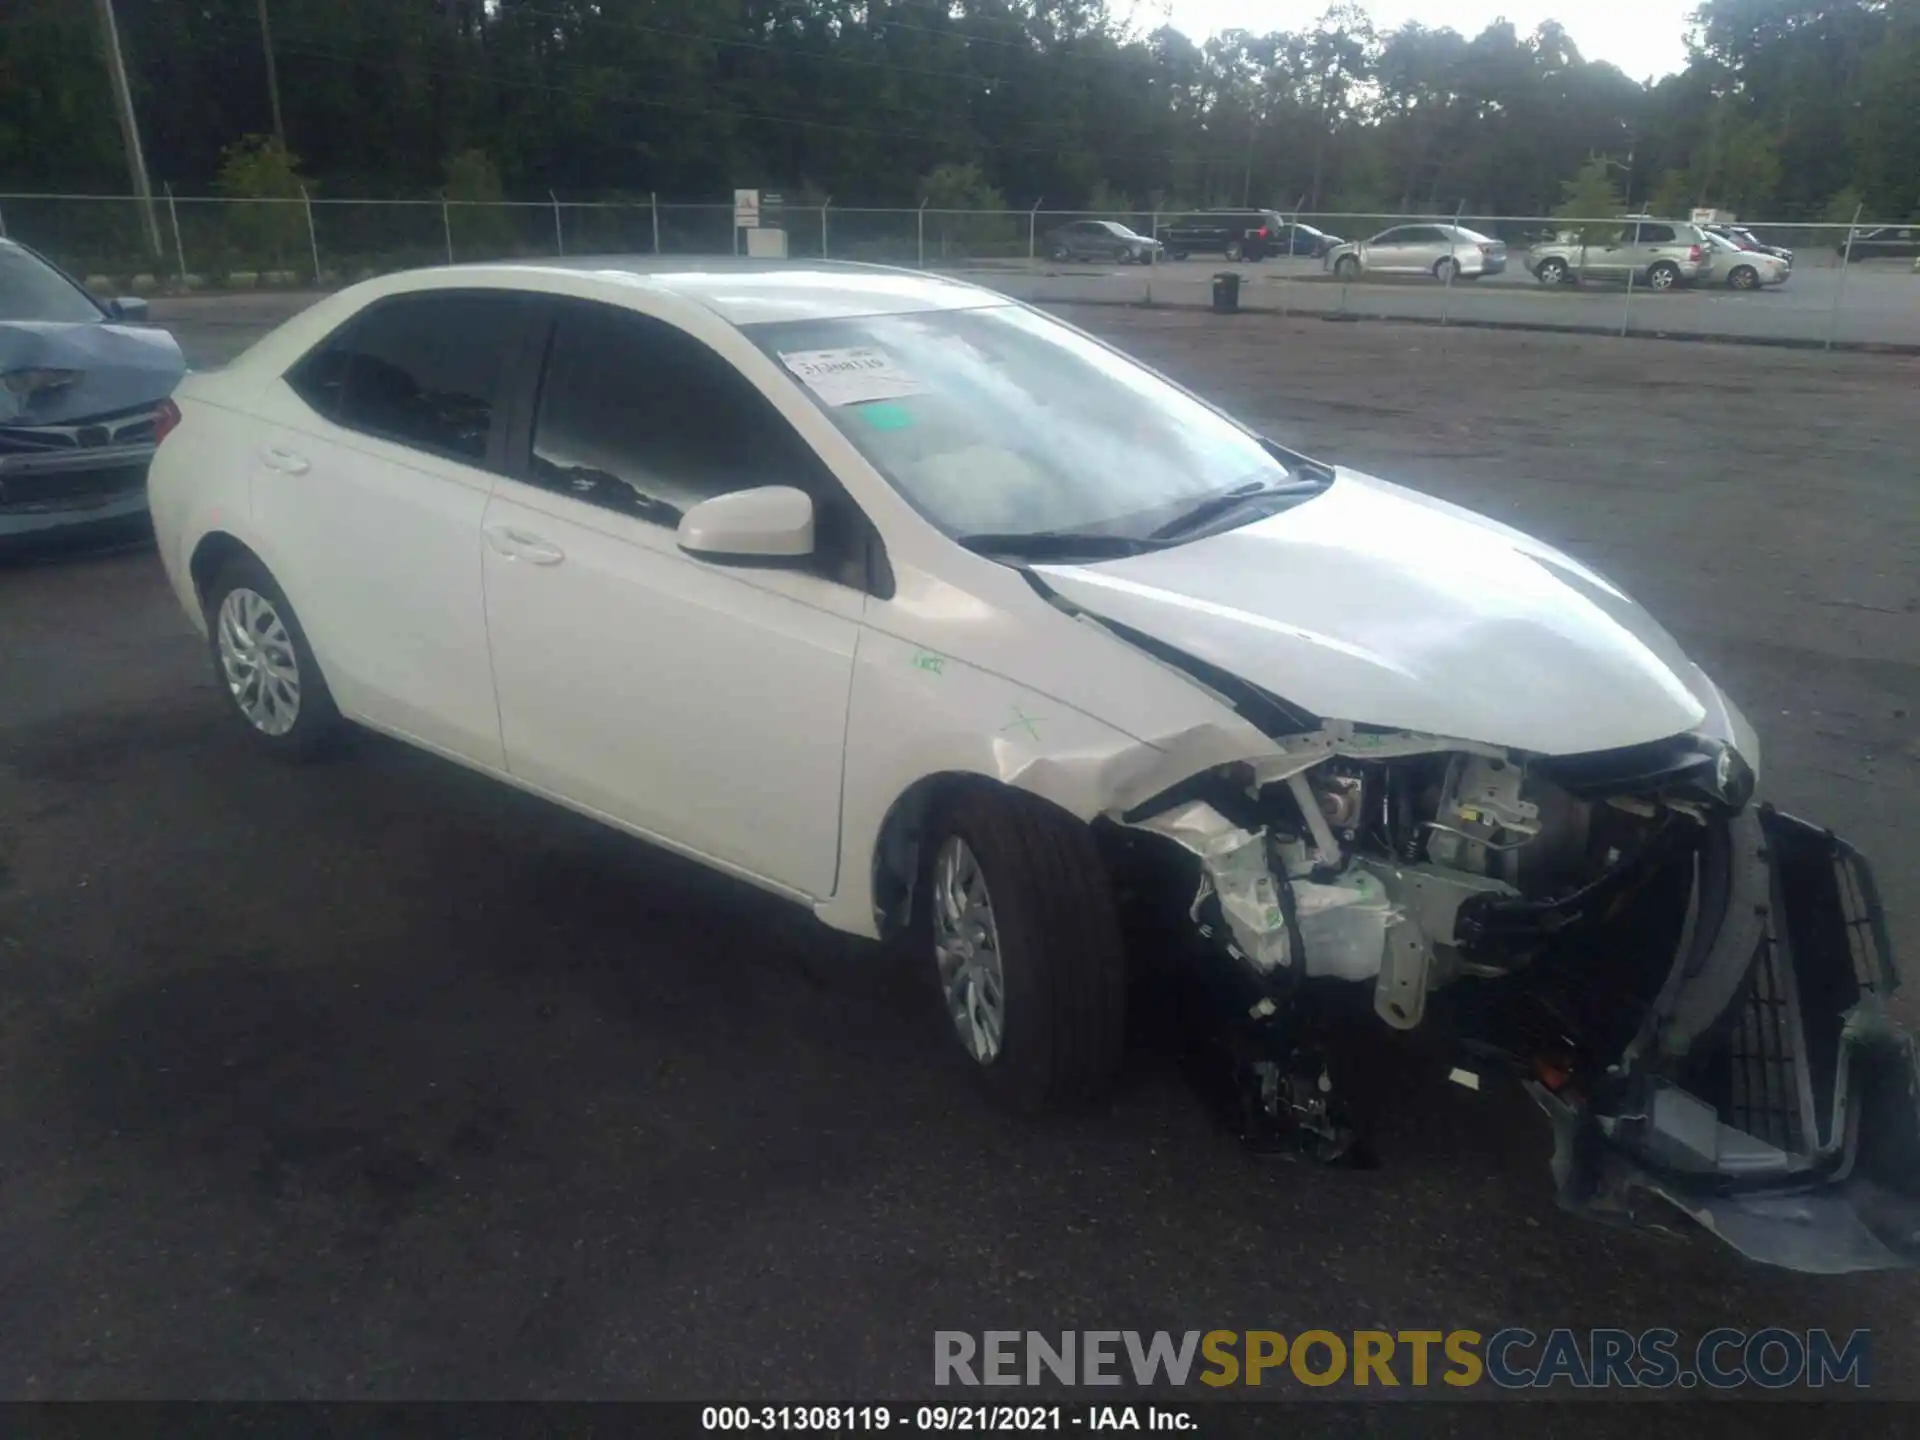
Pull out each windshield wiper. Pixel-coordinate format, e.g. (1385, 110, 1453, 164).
(955, 531, 1174, 560)
(1147, 475, 1326, 542)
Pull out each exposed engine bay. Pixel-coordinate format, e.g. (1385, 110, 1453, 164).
(1113, 723, 1920, 1274)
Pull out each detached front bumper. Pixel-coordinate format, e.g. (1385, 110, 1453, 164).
(1537, 806, 1920, 1273)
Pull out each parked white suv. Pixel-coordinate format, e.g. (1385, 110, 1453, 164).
(145, 259, 1920, 1272)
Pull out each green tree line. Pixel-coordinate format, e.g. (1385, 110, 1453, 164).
(1, 0, 1913, 220)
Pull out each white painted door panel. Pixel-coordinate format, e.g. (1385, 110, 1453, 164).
(480, 481, 860, 897)
(245, 383, 504, 767)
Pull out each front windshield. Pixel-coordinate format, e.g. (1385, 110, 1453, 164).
(0, 242, 105, 323)
(751, 304, 1289, 541)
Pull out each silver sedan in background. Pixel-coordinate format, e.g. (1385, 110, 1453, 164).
(1326, 224, 1508, 282)
(1700, 230, 1790, 290)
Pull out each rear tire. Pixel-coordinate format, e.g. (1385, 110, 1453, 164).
(203, 554, 344, 761)
(1224, 241, 1244, 262)
(1647, 261, 1681, 291)
(1050, 244, 1071, 262)
(916, 788, 1127, 1113)
(1170, 249, 1188, 261)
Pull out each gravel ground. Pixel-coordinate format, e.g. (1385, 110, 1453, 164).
(1, 302, 1917, 1404)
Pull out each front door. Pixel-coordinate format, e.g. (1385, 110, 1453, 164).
(480, 298, 863, 897)
(1584, 225, 1635, 280)
(1628, 221, 1680, 280)
(1365, 226, 1423, 272)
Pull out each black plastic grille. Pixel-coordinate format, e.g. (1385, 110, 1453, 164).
(1724, 933, 1805, 1153)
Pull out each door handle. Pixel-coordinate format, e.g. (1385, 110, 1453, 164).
(484, 524, 565, 566)
(260, 445, 310, 475)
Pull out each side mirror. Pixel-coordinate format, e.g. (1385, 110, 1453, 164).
(109, 296, 149, 322)
(677, 485, 814, 564)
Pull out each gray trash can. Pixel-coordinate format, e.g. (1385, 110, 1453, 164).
(1212, 271, 1241, 314)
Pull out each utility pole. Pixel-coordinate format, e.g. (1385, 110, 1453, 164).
(1241, 115, 1256, 207)
(257, 0, 286, 147)
(92, 0, 164, 258)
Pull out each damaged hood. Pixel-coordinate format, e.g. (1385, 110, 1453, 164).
(0, 321, 185, 425)
(1036, 468, 1711, 757)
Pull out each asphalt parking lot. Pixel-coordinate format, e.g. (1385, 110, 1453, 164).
(970, 255, 1920, 349)
(2, 303, 1918, 1402)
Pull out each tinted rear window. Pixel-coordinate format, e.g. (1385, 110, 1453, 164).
(294, 291, 524, 465)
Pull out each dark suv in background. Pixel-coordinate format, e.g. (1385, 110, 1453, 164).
(1840, 225, 1920, 260)
(1155, 209, 1291, 261)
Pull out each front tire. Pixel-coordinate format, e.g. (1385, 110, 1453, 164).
(917, 789, 1127, 1113)
(204, 554, 344, 760)
(1433, 256, 1460, 282)
(1534, 257, 1568, 285)
(1334, 255, 1359, 281)
(1728, 264, 1760, 291)
(1050, 244, 1071, 262)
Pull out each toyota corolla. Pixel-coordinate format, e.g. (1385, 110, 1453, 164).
(146, 259, 1920, 1273)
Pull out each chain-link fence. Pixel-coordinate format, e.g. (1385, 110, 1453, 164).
(3, 193, 1914, 348)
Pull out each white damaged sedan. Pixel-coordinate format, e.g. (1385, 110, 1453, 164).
(148, 259, 1918, 1273)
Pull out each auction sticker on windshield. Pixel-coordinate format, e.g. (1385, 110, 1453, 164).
(779, 347, 925, 406)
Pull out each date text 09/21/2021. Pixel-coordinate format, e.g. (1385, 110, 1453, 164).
(702, 1406, 1191, 1432)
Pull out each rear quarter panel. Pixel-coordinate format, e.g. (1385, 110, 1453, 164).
(147, 381, 269, 633)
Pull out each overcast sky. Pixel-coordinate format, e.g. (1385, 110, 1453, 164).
(1150, 2, 1693, 83)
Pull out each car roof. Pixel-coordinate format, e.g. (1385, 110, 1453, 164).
(372, 256, 1009, 327)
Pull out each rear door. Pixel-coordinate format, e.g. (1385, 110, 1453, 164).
(1062, 221, 1100, 257)
(1365, 226, 1430, 272)
(1630, 222, 1681, 278)
(250, 288, 533, 766)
